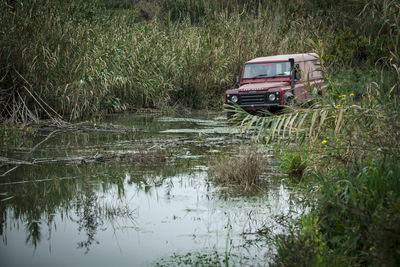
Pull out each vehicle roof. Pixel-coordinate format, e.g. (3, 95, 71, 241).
(245, 53, 319, 64)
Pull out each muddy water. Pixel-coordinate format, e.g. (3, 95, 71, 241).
(0, 112, 303, 266)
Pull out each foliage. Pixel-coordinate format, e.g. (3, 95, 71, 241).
(233, 3, 400, 262)
(272, 158, 400, 266)
(246, 69, 400, 264)
(314, 158, 400, 265)
(280, 151, 309, 182)
(273, 214, 329, 266)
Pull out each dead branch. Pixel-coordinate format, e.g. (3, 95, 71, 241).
(29, 129, 59, 154)
(0, 156, 32, 166)
(0, 166, 18, 177)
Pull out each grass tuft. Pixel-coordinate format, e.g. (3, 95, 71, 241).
(208, 147, 266, 192)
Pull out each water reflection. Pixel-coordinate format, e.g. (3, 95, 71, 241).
(0, 162, 136, 251)
(0, 112, 305, 266)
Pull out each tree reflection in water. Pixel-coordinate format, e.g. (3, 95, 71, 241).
(74, 186, 135, 254)
(0, 163, 137, 253)
(0, 141, 208, 253)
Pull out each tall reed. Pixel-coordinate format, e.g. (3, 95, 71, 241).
(0, 0, 313, 121)
(2, 0, 395, 121)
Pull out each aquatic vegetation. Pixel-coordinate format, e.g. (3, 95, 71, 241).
(208, 147, 267, 192)
(273, 214, 329, 266)
(154, 250, 231, 267)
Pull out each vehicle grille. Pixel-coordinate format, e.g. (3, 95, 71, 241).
(240, 93, 265, 105)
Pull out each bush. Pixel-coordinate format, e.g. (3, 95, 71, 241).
(280, 152, 309, 182)
(315, 159, 400, 265)
(273, 214, 329, 267)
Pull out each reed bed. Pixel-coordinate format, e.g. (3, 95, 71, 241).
(0, 0, 314, 121)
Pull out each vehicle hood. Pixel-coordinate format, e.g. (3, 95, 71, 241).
(238, 82, 288, 92)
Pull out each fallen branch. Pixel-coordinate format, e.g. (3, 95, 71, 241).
(29, 130, 59, 154)
(0, 156, 32, 165)
(31, 151, 167, 165)
(0, 166, 18, 177)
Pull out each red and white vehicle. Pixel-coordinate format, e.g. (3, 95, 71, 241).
(224, 53, 324, 116)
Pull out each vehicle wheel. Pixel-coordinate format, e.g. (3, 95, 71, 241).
(285, 97, 296, 107)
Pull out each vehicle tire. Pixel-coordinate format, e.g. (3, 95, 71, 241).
(285, 96, 296, 107)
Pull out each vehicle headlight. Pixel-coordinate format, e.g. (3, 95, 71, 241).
(231, 95, 238, 103)
(268, 94, 276, 102)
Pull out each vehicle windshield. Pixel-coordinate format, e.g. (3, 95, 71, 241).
(243, 61, 291, 79)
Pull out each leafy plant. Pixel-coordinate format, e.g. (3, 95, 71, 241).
(281, 152, 309, 182)
(273, 214, 329, 266)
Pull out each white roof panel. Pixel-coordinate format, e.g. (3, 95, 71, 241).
(246, 53, 319, 64)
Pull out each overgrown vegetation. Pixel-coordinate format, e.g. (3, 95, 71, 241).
(231, 0, 400, 263)
(234, 66, 400, 263)
(280, 152, 309, 182)
(2, 0, 397, 122)
(0, 0, 309, 122)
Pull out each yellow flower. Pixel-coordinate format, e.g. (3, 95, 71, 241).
(322, 140, 327, 144)
(341, 97, 345, 101)
(350, 93, 355, 97)
(369, 246, 375, 251)
(336, 104, 341, 108)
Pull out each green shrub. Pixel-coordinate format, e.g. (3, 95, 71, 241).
(273, 214, 329, 267)
(281, 152, 309, 182)
(315, 159, 400, 265)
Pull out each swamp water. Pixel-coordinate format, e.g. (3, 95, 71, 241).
(0, 112, 304, 266)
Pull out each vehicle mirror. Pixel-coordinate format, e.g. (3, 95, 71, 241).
(295, 71, 301, 80)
